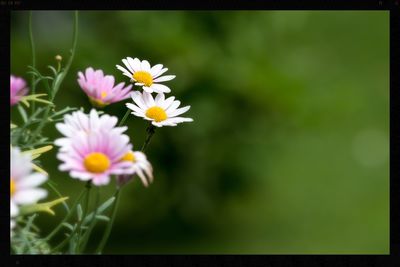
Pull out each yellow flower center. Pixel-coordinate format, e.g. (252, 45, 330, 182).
(101, 91, 107, 99)
(120, 151, 136, 162)
(133, 71, 153, 87)
(84, 152, 111, 173)
(145, 106, 167, 122)
(89, 97, 108, 108)
(10, 178, 16, 196)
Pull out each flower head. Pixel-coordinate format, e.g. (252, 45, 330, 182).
(126, 91, 193, 127)
(55, 111, 135, 186)
(11, 147, 48, 223)
(116, 57, 175, 94)
(54, 109, 127, 152)
(10, 75, 29, 106)
(77, 67, 133, 108)
(117, 151, 153, 187)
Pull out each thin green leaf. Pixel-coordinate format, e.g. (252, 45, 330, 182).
(17, 105, 28, 123)
(47, 65, 58, 76)
(95, 215, 110, 222)
(62, 222, 74, 231)
(82, 197, 115, 225)
(77, 204, 83, 221)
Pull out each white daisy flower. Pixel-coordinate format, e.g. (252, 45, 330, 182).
(11, 147, 48, 221)
(117, 151, 153, 187)
(116, 57, 176, 94)
(126, 91, 193, 127)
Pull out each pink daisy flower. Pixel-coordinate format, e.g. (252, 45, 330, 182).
(10, 75, 29, 106)
(77, 67, 133, 108)
(56, 130, 135, 186)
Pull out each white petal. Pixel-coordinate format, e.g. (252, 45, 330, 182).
(151, 84, 171, 93)
(70, 171, 92, 181)
(142, 86, 154, 93)
(150, 64, 163, 76)
(135, 168, 149, 187)
(153, 75, 176, 83)
(16, 173, 47, 189)
(13, 188, 47, 205)
(131, 91, 148, 109)
(128, 57, 141, 71)
(160, 96, 175, 110)
(143, 92, 155, 107)
(153, 68, 168, 78)
(122, 59, 134, 73)
(167, 105, 190, 117)
(116, 64, 132, 76)
(166, 100, 181, 113)
(154, 93, 165, 104)
(126, 103, 144, 114)
(10, 201, 19, 217)
(141, 60, 151, 71)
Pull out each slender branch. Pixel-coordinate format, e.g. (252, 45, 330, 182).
(141, 124, 156, 152)
(78, 186, 100, 253)
(29, 10, 79, 142)
(118, 109, 131, 127)
(43, 187, 86, 242)
(28, 11, 36, 114)
(95, 188, 121, 254)
(75, 181, 91, 253)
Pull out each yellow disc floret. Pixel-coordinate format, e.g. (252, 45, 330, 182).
(10, 178, 16, 196)
(121, 151, 136, 162)
(84, 152, 111, 173)
(101, 91, 107, 99)
(145, 106, 167, 122)
(133, 71, 153, 87)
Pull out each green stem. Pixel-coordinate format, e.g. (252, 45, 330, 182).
(118, 109, 131, 127)
(141, 124, 156, 152)
(29, 10, 78, 142)
(75, 181, 92, 253)
(95, 188, 121, 254)
(43, 187, 86, 242)
(28, 11, 36, 115)
(79, 187, 100, 253)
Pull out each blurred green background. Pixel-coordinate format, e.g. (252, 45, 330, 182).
(11, 11, 389, 254)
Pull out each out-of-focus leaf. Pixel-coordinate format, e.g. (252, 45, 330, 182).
(19, 197, 69, 216)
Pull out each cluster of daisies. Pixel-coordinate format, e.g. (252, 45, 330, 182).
(10, 57, 192, 237)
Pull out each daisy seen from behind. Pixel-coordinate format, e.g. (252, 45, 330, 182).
(126, 91, 193, 127)
(77, 67, 133, 108)
(116, 57, 175, 94)
(117, 151, 153, 187)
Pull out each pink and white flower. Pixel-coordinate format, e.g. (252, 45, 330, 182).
(77, 67, 133, 108)
(116, 57, 175, 94)
(55, 111, 135, 186)
(117, 151, 153, 187)
(10, 75, 29, 106)
(126, 91, 193, 127)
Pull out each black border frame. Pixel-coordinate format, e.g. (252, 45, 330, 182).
(2, 0, 399, 265)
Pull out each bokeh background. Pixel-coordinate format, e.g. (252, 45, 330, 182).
(11, 11, 389, 254)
